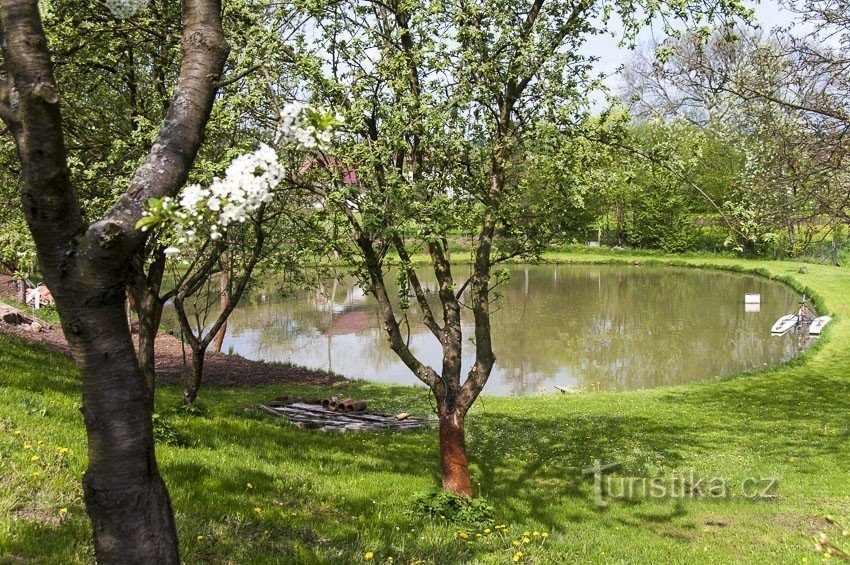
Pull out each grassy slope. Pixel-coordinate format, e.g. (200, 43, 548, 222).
(2, 252, 850, 564)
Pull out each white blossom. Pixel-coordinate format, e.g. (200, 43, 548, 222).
(102, 0, 150, 19)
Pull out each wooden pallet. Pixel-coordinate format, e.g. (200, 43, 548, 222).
(257, 401, 435, 432)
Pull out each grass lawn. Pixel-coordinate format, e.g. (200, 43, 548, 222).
(2, 251, 850, 563)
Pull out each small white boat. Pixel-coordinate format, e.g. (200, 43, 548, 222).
(809, 315, 832, 335)
(771, 310, 802, 335)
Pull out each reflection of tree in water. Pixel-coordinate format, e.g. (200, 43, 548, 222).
(205, 265, 807, 394)
(490, 266, 805, 391)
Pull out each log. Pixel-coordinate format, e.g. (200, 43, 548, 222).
(0, 304, 33, 326)
(395, 412, 411, 421)
(346, 400, 367, 412)
(335, 398, 354, 412)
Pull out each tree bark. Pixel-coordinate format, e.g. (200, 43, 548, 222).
(438, 406, 472, 496)
(0, 0, 229, 560)
(131, 248, 167, 409)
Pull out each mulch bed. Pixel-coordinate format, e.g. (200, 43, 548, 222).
(0, 275, 346, 388)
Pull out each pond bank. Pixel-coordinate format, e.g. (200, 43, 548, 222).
(0, 275, 344, 388)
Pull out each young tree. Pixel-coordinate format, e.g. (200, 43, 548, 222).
(299, 0, 740, 496)
(0, 0, 228, 560)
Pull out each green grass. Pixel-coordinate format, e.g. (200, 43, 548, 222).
(2, 252, 850, 563)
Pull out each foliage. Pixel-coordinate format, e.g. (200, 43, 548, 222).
(410, 489, 496, 527)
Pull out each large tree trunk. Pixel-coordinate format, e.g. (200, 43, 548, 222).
(438, 405, 472, 496)
(64, 296, 180, 563)
(0, 0, 228, 560)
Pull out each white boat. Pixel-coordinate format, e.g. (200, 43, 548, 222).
(809, 316, 832, 335)
(771, 309, 802, 335)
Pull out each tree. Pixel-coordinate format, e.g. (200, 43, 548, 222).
(0, 0, 228, 560)
(298, 0, 742, 496)
(622, 24, 850, 255)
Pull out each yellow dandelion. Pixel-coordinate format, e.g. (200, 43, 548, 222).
(522, 531, 530, 536)
(512, 540, 520, 547)
(467, 541, 473, 545)
(32, 472, 40, 478)
(541, 532, 549, 538)
(24, 444, 32, 450)
(246, 483, 253, 489)
(13, 430, 21, 435)
(475, 533, 482, 538)
(291, 512, 297, 516)
(523, 537, 530, 543)
(59, 507, 68, 515)
(364, 551, 374, 560)
(57, 447, 69, 454)
(197, 535, 204, 541)
(533, 531, 539, 536)
(253, 507, 261, 513)
(513, 551, 523, 562)
(37, 440, 43, 445)
(30, 455, 39, 462)
(459, 532, 468, 539)
(484, 528, 491, 534)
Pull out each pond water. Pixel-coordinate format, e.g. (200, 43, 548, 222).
(187, 264, 809, 396)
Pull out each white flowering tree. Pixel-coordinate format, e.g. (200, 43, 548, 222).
(138, 107, 338, 403)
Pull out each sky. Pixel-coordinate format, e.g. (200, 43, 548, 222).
(583, 0, 804, 103)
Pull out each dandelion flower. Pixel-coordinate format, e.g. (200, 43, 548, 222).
(291, 512, 297, 516)
(24, 444, 32, 450)
(541, 532, 549, 538)
(523, 537, 530, 543)
(59, 507, 68, 515)
(364, 552, 374, 560)
(30, 455, 39, 462)
(512, 541, 520, 547)
(458, 532, 468, 539)
(197, 535, 204, 541)
(522, 531, 530, 536)
(57, 447, 69, 454)
(253, 507, 261, 513)
(247, 483, 253, 489)
(533, 531, 539, 536)
(13, 430, 21, 435)
(484, 528, 491, 534)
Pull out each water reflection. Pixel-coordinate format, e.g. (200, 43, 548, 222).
(171, 265, 807, 396)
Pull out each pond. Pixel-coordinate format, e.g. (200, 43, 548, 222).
(186, 264, 809, 396)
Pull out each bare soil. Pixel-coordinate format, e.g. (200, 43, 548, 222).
(0, 275, 346, 388)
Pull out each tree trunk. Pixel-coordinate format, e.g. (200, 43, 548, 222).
(211, 268, 228, 353)
(16, 278, 25, 304)
(137, 292, 164, 409)
(61, 296, 179, 563)
(184, 346, 205, 405)
(438, 405, 472, 496)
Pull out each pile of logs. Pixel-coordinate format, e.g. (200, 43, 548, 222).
(321, 396, 367, 413)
